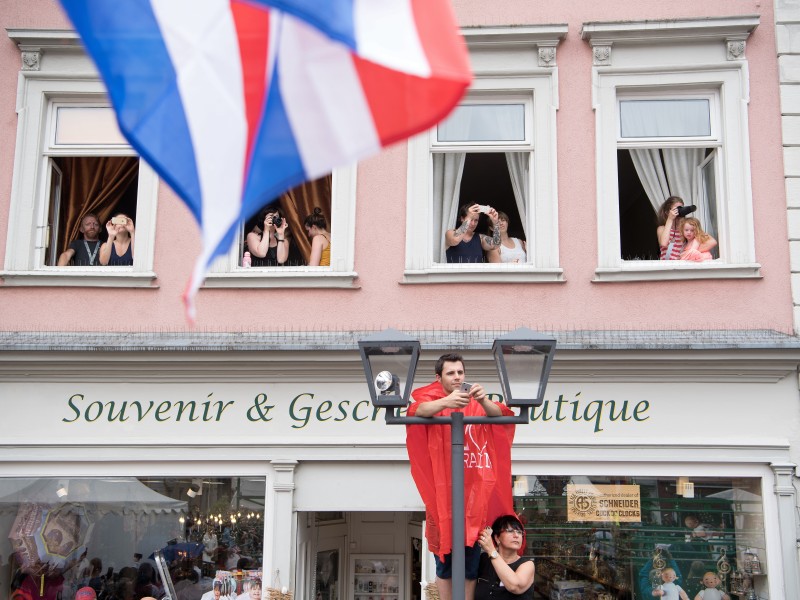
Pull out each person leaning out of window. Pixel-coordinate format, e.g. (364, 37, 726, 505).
(475, 515, 535, 600)
(246, 205, 292, 266)
(99, 213, 134, 266)
(304, 207, 331, 266)
(656, 196, 687, 260)
(445, 203, 501, 263)
(486, 211, 526, 263)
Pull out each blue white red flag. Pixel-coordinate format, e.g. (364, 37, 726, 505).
(58, 0, 471, 320)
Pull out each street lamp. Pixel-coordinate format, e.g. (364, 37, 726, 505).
(492, 327, 556, 406)
(358, 327, 556, 600)
(358, 328, 421, 407)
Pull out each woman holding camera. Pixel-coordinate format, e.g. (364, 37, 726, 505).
(246, 206, 292, 266)
(657, 197, 688, 261)
(304, 207, 331, 266)
(99, 213, 134, 266)
(475, 515, 535, 600)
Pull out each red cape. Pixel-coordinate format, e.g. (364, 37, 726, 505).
(405, 381, 515, 559)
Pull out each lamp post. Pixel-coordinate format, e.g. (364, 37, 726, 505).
(358, 327, 556, 600)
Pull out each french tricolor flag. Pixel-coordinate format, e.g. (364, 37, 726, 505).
(58, 0, 471, 319)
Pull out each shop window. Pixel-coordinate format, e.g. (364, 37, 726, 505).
(0, 476, 265, 599)
(512, 475, 767, 599)
(584, 17, 760, 281)
(2, 31, 159, 287)
(404, 26, 565, 283)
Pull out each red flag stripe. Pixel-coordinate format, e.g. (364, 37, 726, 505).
(231, 0, 271, 173)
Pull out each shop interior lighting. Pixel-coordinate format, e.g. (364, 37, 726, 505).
(56, 480, 69, 499)
(186, 479, 203, 498)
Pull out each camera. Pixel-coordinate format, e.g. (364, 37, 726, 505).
(676, 205, 697, 218)
(270, 215, 283, 226)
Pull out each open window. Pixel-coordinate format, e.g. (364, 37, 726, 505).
(3, 31, 159, 287)
(404, 25, 566, 283)
(205, 167, 358, 288)
(583, 16, 761, 281)
(616, 94, 721, 261)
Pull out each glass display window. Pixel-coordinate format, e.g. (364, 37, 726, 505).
(0, 476, 266, 600)
(512, 475, 766, 600)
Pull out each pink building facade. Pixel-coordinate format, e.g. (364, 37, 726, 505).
(1, 1, 799, 599)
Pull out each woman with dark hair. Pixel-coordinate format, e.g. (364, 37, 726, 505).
(246, 205, 293, 266)
(656, 196, 686, 261)
(475, 515, 534, 599)
(445, 203, 500, 264)
(99, 213, 134, 265)
(303, 207, 331, 266)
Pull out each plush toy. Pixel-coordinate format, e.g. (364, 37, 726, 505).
(694, 572, 730, 600)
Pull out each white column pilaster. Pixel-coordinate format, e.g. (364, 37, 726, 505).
(770, 462, 800, 599)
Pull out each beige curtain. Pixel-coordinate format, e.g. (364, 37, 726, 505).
(58, 156, 139, 254)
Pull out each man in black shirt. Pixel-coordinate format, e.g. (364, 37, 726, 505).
(57, 213, 103, 266)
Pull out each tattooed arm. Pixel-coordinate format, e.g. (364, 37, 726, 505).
(445, 204, 480, 247)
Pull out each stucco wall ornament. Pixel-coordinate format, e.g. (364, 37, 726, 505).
(592, 44, 612, 66)
(21, 51, 40, 71)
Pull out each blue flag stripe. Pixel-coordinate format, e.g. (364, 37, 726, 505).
(60, 0, 203, 223)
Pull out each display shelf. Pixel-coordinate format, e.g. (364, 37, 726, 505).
(350, 554, 404, 600)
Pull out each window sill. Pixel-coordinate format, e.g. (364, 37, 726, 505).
(203, 269, 359, 288)
(402, 265, 565, 284)
(593, 261, 762, 282)
(0, 269, 158, 287)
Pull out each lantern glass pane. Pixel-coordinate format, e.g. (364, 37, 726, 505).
(364, 347, 414, 397)
(502, 347, 545, 402)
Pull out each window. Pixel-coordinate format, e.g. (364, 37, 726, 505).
(404, 26, 566, 283)
(3, 31, 158, 287)
(616, 93, 720, 261)
(204, 166, 358, 288)
(514, 474, 769, 599)
(1, 476, 265, 599)
(583, 16, 761, 281)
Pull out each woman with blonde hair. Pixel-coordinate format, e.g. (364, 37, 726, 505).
(680, 217, 717, 262)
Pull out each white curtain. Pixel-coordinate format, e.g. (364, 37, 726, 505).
(505, 152, 529, 238)
(663, 148, 712, 236)
(433, 153, 466, 262)
(629, 149, 671, 213)
(629, 147, 715, 238)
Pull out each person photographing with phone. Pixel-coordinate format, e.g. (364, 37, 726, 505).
(445, 202, 501, 263)
(99, 213, 135, 265)
(406, 353, 517, 600)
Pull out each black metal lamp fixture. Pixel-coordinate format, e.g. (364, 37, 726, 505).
(357, 328, 421, 407)
(492, 327, 557, 406)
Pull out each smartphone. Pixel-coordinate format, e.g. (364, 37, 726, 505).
(111, 216, 127, 225)
(477, 205, 491, 214)
(460, 382, 473, 393)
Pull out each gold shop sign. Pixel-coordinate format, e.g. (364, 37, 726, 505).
(567, 484, 641, 522)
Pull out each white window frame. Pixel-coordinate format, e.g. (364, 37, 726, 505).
(203, 166, 358, 289)
(583, 16, 761, 281)
(3, 31, 158, 287)
(404, 25, 566, 283)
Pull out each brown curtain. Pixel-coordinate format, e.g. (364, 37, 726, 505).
(58, 156, 139, 254)
(278, 174, 332, 264)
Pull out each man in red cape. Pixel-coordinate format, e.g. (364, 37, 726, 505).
(406, 352, 515, 600)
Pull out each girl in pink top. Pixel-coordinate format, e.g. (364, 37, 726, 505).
(680, 218, 717, 262)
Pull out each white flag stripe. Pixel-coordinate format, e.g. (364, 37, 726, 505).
(151, 0, 247, 248)
(279, 14, 380, 179)
(353, 0, 430, 78)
